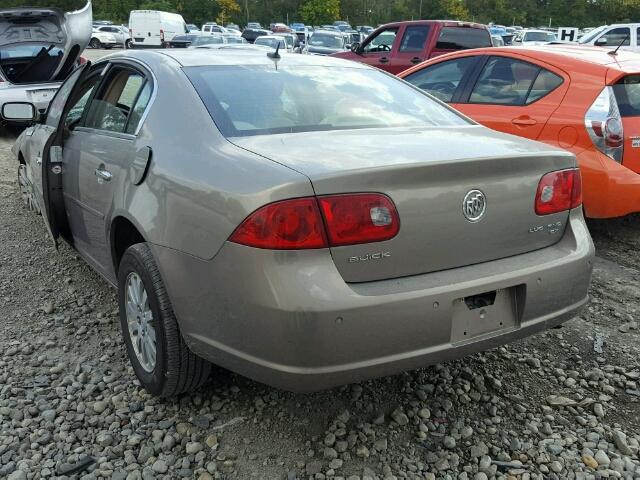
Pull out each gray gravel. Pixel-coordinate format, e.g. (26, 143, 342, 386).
(1, 49, 639, 479)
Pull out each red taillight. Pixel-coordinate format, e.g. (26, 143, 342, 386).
(535, 169, 582, 215)
(229, 197, 327, 249)
(78, 56, 87, 65)
(585, 87, 623, 162)
(160, 29, 165, 41)
(317, 193, 399, 246)
(229, 193, 400, 249)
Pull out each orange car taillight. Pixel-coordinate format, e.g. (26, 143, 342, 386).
(585, 87, 624, 162)
(229, 194, 400, 249)
(535, 169, 582, 215)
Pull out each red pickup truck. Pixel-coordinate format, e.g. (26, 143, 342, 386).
(332, 20, 492, 74)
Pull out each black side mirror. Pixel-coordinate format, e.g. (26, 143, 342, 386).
(351, 41, 360, 53)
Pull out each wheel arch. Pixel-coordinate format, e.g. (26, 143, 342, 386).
(110, 215, 147, 273)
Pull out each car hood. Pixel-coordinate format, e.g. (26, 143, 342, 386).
(0, 1, 92, 78)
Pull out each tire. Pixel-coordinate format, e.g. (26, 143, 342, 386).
(89, 38, 101, 49)
(117, 243, 211, 396)
(125, 39, 132, 49)
(18, 162, 41, 215)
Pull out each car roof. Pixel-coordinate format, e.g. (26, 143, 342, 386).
(379, 19, 487, 29)
(401, 45, 640, 80)
(117, 49, 365, 68)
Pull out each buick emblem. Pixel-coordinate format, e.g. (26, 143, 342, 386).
(462, 189, 486, 222)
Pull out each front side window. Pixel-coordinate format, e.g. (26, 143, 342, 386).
(84, 68, 147, 133)
(362, 27, 398, 53)
(595, 27, 630, 46)
(436, 27, 492, 50)
(404, 57, 477, 102)
(399, 26, 430, 53)
(46, 65, 86, 127)
(185, 65, 469, 138)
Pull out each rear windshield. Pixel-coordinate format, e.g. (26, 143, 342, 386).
(436, 27, 492, 50)
(523, 31, 556, 42)
(612, 75, 640, 117)
(185, 65, 469, 137)
(309, 33, 344, 48)
(1, 45, 63, 58)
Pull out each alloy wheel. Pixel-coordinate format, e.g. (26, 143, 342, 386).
(125, 272, 157, 372)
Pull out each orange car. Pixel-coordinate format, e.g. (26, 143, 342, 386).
(399, 45, 640, 218)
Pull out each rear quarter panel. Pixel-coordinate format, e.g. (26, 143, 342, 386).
(112, 54, 313, 261)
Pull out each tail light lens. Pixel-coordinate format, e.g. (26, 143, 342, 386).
(535, 169, 582, 215)
(317, 193, 399, 246)
(229, 193, 400, 249)
(78, 56, 87, 65)
(585, 87, 623, 162)
(160, 29, 165, 42)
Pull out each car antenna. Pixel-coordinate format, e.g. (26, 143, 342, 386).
(608, 32, 629, 56)
(267, 42, 281, 68)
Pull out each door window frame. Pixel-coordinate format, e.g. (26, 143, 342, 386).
(458, 55, 566, 106)
(359, 26, 400, 54)
(72, 59, 156, 138)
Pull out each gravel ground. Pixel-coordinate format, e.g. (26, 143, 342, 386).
(1, 49, 640, 480)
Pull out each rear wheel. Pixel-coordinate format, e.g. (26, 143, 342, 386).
(125, 39, 133, 49)
(117, 243, 211, 396)
(18, 163, 40, 214)
(89, 38, 102, 49)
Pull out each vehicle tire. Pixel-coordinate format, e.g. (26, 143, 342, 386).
(117, 243, 211, 396)
(89, 38, 102, 49)
(18, 162, 41, 215)
(105, 45, 113, 50)
(125, 39, 133, 49)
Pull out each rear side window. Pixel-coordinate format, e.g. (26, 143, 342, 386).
(404, 57, 477, 102)
(469, 57, 562, 105)
(399, 26, 430, 53)
(613, 75, 640, 117)
(436, 27, 491, 50)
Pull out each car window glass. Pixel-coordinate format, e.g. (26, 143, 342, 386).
(436, 27, 492, 50)
(399, 26, 430, 53)
(125, 81, 152, 134)
(404, 57, 477, 102)
(527, 69, 563, 103)
(469, 57, 540, 105)
(85, 68, 145, 133)
(362, 27, 398, 53)
(597, 27, 630, 46)
(45, 66, 86, 127)
(65, 75, 101, 127)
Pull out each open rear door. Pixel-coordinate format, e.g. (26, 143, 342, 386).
(34, 61, 91, 247)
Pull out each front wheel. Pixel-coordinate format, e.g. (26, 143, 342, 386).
(89, 38, 101, 49)
(18, 163, 41, 215)
(117, 243, 211, 396)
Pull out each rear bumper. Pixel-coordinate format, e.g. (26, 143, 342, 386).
(153, 208, 594, 392)
(579, 149, 640, 218)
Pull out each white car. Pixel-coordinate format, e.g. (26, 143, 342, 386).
(579, 24, 640, 52)
(90, 28, 118, 49)
(93, 25, 132, 48)
(512, 29, 557, 46)
(0, 2, 91, 124)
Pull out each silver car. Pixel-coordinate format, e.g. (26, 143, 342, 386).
(4, 49, 594, 396)
(0, 2, 92, 124)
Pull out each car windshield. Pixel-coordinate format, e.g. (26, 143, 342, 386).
(185, 65, 469, 137)
(524, 31, 556, 42)
(0, 45, 63, 58)
(579, 25, 607, 43)
(193, 36, 224, 45)
(309, 33, 343, 48)
(255, 37, 285, 49)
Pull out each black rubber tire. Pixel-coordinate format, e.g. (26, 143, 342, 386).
(125, 39, 132, 49)
(89, 38, 101, 49)
(117, 243, 211, 396)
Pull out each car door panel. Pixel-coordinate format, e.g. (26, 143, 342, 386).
(455, 55, 569, 141)
(357, 26, 400, 72)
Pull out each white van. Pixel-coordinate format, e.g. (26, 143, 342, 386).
(129, 10, 188, 48)
(579, 24, 640, 52)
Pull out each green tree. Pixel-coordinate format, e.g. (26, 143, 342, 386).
(216, 0, 241, 24)
(300, 0, 340, 25)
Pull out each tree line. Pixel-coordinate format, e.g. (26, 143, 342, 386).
(4, 0, 640, 30)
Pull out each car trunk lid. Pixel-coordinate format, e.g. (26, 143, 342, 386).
(230, 126, 576, 282)
(0, 2, 91, 84)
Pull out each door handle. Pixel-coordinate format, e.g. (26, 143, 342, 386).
(94, 167, 112, 182)
(410, 56, 422, 64)
(512, 116, 537, 126)
(35, 156, 42, 165)
(379, 57, 389, 64)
